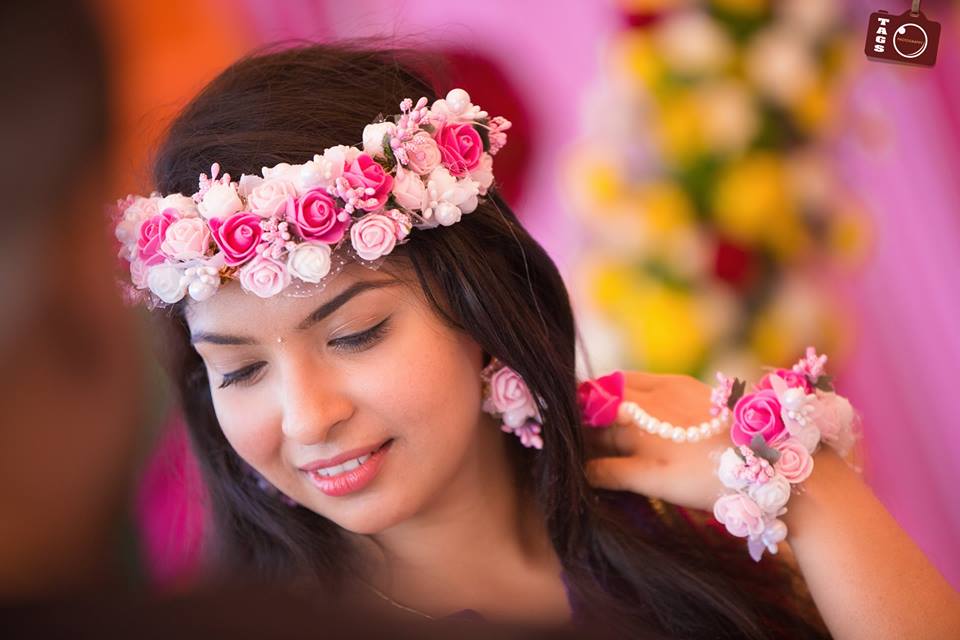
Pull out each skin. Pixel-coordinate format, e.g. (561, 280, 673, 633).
(584, 371, 960, 639)
(185, 262, 570, 623)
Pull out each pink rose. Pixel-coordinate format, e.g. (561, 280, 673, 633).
(434, 122, 483, 176)
(247, 178, 298, 217)
(288, 190, 348, 244)
(239, 254, 290, 298)
(772, 437, 814, 483)
(341, 153, 394, 211)
(137, 209, 178, 266)
(350, 213, 398, 260)
(577, 371, 625, 427)
(486, 366, 539, 428)
(755, 368, 812, 393)
(731, 389, 787, 446)
(161, 217, 211, 261)
(209, 212, 263, 266)
(713, 493, 765, 538)
(402, 131, 442, 175)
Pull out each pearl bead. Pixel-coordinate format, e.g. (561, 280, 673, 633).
(671, 428, 686, 443)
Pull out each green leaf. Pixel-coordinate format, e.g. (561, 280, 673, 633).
(381, 133, 397, 170)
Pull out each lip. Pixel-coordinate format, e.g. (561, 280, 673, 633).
(304, 439, 393, 497)
(299, 439, 391, 472)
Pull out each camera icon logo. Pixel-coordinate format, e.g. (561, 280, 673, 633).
(865, 8, 940, 67)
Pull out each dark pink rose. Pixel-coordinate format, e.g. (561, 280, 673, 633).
(208, 212, 263, 266)
(137, 209, 178, 266)
(731, 389, 787, 446)
(341, 153, 394, 211)
(434, 122, 483, 176)
(755, 368, 812, 393)
(287, 190, 347, 244)
(577, 371, 625, 427)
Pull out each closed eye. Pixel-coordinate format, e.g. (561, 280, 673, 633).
(217, 316, 391, 389)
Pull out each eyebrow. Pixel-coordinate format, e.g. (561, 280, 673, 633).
(189, 280, 398, 346)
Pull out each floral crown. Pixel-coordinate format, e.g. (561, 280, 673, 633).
(113, 89, 511, 307)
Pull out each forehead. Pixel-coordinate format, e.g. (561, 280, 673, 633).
(184, 264, 407, 335)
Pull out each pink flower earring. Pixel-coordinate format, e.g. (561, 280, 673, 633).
(480, 356, 545, 449)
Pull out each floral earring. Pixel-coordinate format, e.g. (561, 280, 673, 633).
(480, 356, 545, 449)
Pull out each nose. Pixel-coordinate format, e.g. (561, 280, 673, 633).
(279, 357, 355, 445)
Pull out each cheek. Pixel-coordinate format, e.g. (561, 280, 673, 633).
(211, 388, 282, 470)
(370, 315, 483, 451)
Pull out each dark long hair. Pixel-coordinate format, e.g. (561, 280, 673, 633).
(151, 40, 828, 639)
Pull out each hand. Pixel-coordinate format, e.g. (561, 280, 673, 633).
(582, 370, 729, 512)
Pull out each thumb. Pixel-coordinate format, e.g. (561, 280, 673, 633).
(585, 456, 664, 495)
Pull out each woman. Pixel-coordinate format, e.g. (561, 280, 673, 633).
(124, 41, 959, 638)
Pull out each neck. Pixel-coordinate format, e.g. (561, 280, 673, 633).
(349, 416, 559, 616)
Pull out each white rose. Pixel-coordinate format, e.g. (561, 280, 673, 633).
(159, 193, 198, 218)
(247, 177, 297, 217)
(433, 202, 462, 226)
(261, 162, 301, 184)
(362, 122, 397, 157)
(287, 242, 332, 283)
(748, 474, 792, 515)
(115, 196, 160, 248)
(184, 265, 220, 302)
(788, 421, 821, 453)
(467, 152, 494, 195)
(761, 518, 788, 546)
(391, 168, 427, 212)
(147, 264, 188, 304)
(717, 448, 748, 490)
(237, 173, 263, 198)
(197, 182, 242, 219)
(421, 166, 480, 224)
(297, 146, 360, 192)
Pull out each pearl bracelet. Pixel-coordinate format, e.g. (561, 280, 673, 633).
(616, 401, 731, 443)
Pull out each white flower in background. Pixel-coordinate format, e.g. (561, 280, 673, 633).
(362, 121, 397, 157)
(745, 27, 816, 107)
(780, 0, 840, 41)
(287, 241, 332, 283)
(147, 264, 188, 304)
(653, 10, 733, 75)
(197, 182, 243, 219)
(696, 80, 758, 154)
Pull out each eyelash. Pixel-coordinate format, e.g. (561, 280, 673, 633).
(217, 317, 391, 390)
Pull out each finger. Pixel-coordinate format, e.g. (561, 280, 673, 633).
(581, 424, 642, 458)
(584, 456, 666, 496)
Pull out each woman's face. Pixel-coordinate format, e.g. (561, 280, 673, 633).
(185, 263, 490, 534)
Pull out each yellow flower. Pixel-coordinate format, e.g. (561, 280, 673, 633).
(637, 182, 696, 237)
(710, 0, 768, 17)
(712, 152, 795, 247)
(591, 264, 707, 373)
(609, 31, 663, 90)
(653, 90, 705, 166)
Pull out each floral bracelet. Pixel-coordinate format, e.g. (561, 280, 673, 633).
(710, 346, 862, 561)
